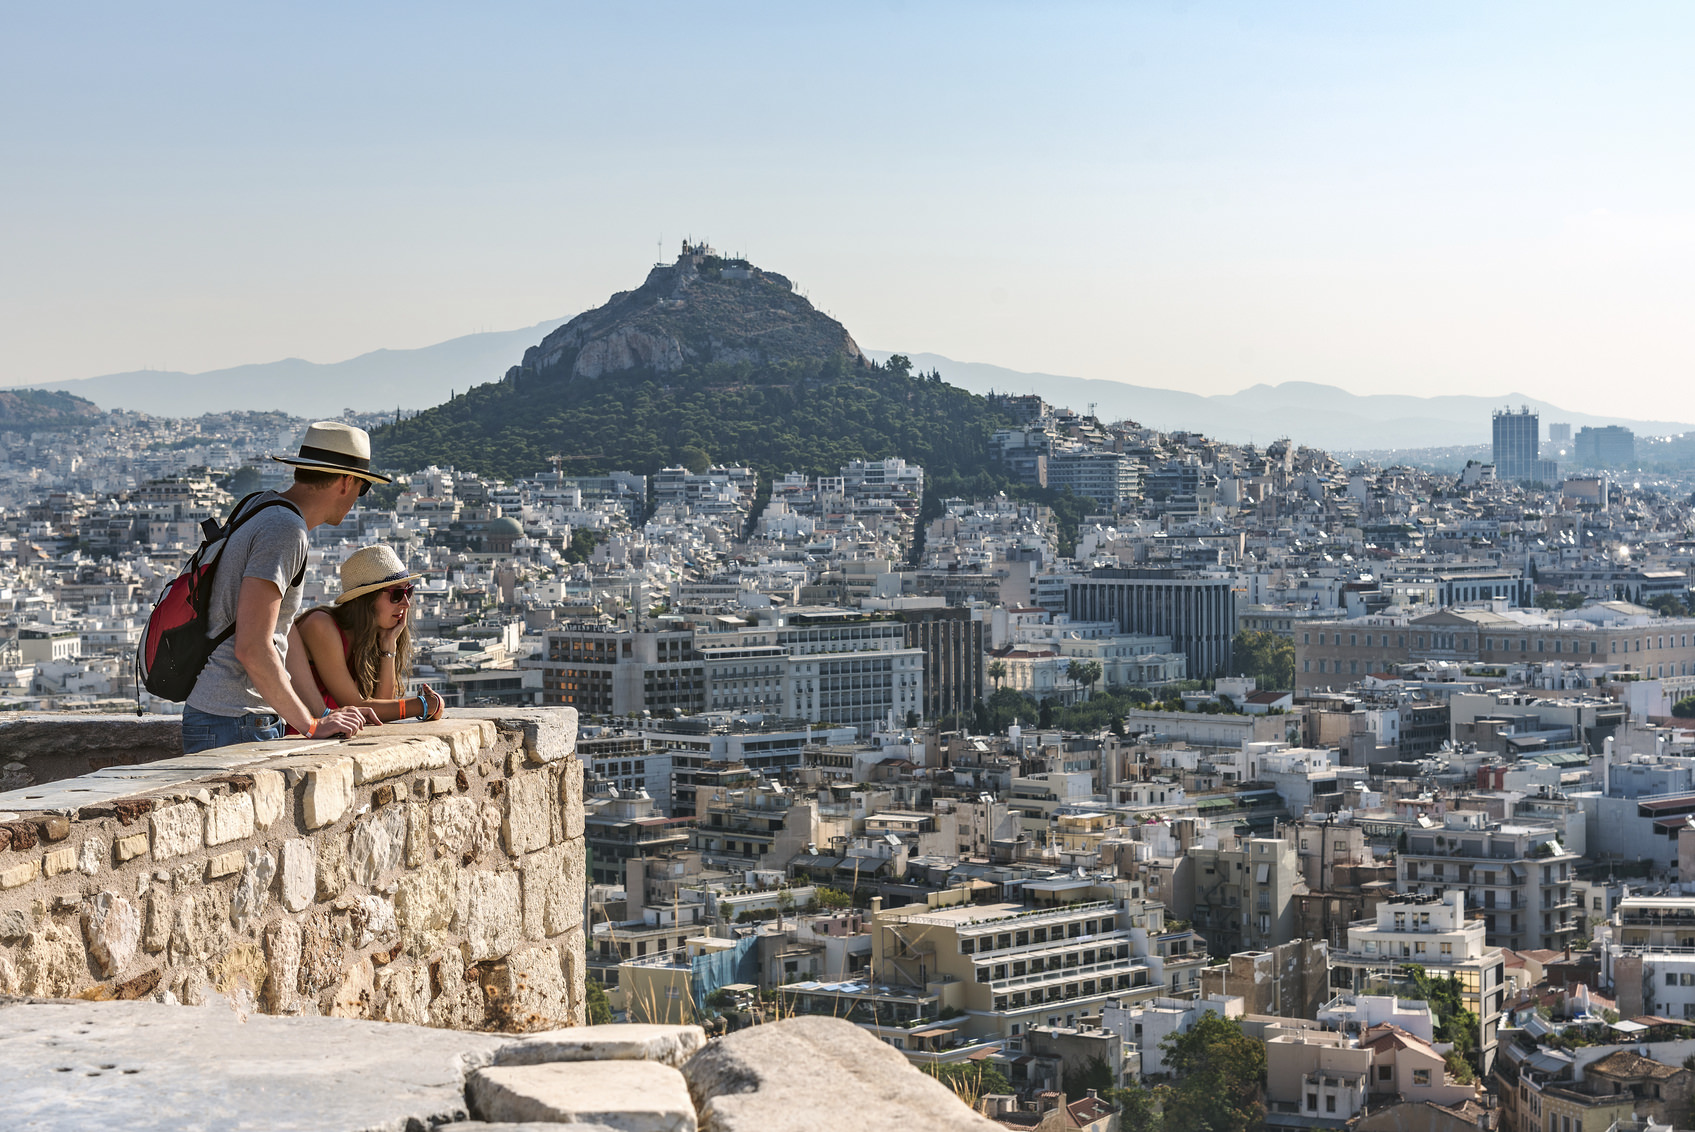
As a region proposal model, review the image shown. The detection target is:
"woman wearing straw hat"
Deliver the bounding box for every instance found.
[285,544,445,723]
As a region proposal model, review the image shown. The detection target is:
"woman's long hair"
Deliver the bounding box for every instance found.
[297,593,411,700]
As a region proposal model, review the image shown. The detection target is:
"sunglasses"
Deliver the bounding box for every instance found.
[356,477,372,497]
[382,584,416,604]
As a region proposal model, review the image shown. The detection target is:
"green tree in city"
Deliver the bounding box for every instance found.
[1104,1079,1167,1132]
[987,659,1007,691]
[1230,630,1293,690]
[1157,1012,1266,1132]
[585,978,613,1025]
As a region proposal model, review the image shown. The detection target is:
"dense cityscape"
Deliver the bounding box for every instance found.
[6,388,1695,1129]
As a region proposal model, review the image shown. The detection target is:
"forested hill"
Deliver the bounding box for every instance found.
[0,389,106,429]
[369,353,1020,488]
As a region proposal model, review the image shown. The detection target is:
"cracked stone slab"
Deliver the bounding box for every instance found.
[682,1015,1001,1131]
[496,1024,705,1070]
[0,998,509,1132]
[469,1061,695,1132]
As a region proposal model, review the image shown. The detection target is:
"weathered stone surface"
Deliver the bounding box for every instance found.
[1,858,39,888]
[166,888,227,967]
[204,791,255,846]
[231,846,277,931]
[395,858,455,957]
[0,998,509,1131]
[76,836,101,876]
[404,801,427,867]
[428,774,454,795]
[40,816,70,841]
[302,758,354,829]
[522,842,584,941]
[558,925,586,1028]
[350,806,409,886]
[353,893,397,950]
[298,908,347,997]
[349,735,453,784]
[376,960,431,1025]
[430,976,488,1030]
[482,943,572,1033]
[249,768,285,828]
[114,831,148,862]
[81,891,140,976]
[0,906,31,940]
[497,1023,707,1070]
[141,890,169,954]
[279,839,315,913]
[431,794,481,859]
[149,801,203,859]
[264,918,301,1013]
[205,848,244,878]
[13,920,84,996]
[504,770,553,856]
[559,757,584,840]
[43,845,76,877]
[211,940,268,1004]
[315,832,350,900]
[461,870,523,962]
[329,955,374,1018]
[684,1016,1001,1131]
[470,1061,694,1132]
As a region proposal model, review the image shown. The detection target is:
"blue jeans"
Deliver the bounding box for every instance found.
[181,704,286,754]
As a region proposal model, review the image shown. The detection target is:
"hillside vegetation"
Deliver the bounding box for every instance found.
[0,389,106,429]
[372,353,1016,486]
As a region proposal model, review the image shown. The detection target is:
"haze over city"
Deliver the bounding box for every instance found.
[7,2,1695,418]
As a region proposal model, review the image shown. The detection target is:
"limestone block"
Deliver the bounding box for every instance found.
[0,907,30,940]
[480,943,574,1033]
[503,771,553,856]
[298,909,348,997]
[405,801,427,867]
[350,806,409,887]
[315,833,350,901]
[250,769,285,828]
[497,1023,706,1070]
[559,757,584,840]
[428,774,454,796]
[683,1016,1002,1132]
[431,795,480,859]
[14,920,84,997]
[521,843,584,941]
[114,832,149,862]
[42,846,75,877]
[303,758,355,829]
[142,890,169,954]
[460,870,522,962]
[1,858,39,888]
[353,893,397,950]
[205,849,244,879]
[559,925,586,1028]
[231,847,277,931]
[76,837,101,876]
[81,891,141,976]
[167,888,228,967]
[350,735,452,785]
[328,956,374,1019]
[394,859,455,957]
[149,801,204,860]
[429,977,487,1031]
[376,961,431,1025]
[469,1061,694,1132]
[204,791,255,846]
[279,839,315,913]
[211,940,268,1005]
[263,919,301,1013]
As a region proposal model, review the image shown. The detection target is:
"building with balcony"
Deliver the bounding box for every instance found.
[1398,810,1580,953]
[1602,894,1695,1020]
[1329,890,1507,1073]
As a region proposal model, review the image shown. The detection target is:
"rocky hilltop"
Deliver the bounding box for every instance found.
[517,242,861,381]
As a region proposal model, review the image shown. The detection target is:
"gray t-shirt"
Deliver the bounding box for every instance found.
[185,492,308,718]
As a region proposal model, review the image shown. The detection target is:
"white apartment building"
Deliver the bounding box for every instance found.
[1602,895,1695,1020]
[1330,890,1507,1073]
[1398,809,1580,953]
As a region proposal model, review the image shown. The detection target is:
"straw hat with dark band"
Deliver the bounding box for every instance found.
[272,422,393,485]
[334,545,424,605]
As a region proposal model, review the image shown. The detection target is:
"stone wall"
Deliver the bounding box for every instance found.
[0,707,586,1032]
[0,713,186,793]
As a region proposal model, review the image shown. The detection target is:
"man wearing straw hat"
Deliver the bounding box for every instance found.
[181,422,390,753]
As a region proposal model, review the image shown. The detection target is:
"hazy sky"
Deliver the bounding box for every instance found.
[6,3,1695,417]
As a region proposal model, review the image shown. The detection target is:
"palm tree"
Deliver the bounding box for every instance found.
[987,659,1006,692]
[1080,660,1102,700]
[1066,660,1086,704]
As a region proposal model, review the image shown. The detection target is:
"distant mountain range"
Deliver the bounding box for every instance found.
[864,352,1695,452]
[9,301,1688,455]
[6,318,567,419]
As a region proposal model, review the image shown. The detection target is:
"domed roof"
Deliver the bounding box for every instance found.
[488,516,524,535]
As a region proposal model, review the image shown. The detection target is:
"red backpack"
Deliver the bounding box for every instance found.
[136,492,305,702]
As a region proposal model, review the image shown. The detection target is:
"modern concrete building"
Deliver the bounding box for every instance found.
[1066,568,1236,678]
[1397,810,1581,953]
[1329,890,1507,1073]
[1602,894,1695,1020]
[1493,406,1541,483]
